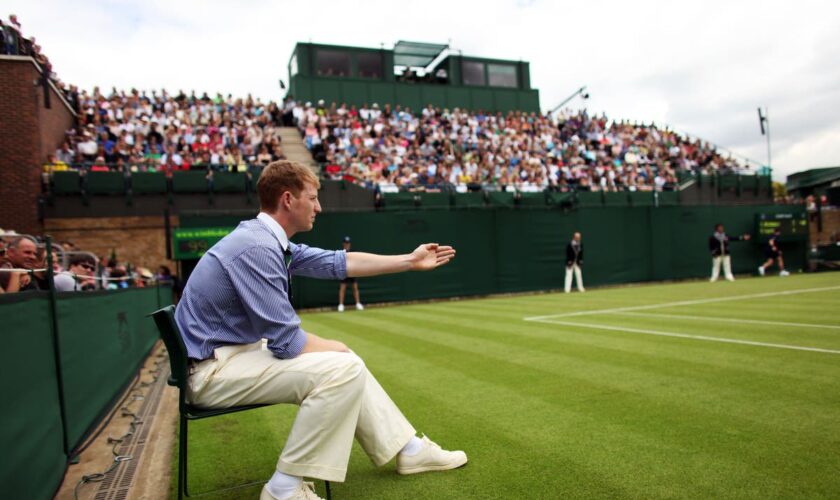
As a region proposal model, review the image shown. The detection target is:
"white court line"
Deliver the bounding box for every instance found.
[523,285,840,321]
[532,319,840,355]
[613,311,840,331]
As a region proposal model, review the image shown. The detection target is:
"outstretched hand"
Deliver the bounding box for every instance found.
[409,243,456,271]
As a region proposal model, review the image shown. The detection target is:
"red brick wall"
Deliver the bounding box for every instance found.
[43,215,179,271]
[0,56,75,235]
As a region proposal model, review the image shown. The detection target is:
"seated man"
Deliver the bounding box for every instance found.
[176,160,467,500]
[54,254,97,291]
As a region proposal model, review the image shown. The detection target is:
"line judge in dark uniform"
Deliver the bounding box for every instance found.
[708,223,750,282]
[565,232,585,293]
[337,236,364,311]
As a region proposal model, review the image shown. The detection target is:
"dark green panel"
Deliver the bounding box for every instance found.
[658,191,680,206]
[518,90,541,113]
[603,192,630,207]
[453,192,486,208]
[518,192,548,207]
[629,191,655,207]
[487,191,516,208]
[493,90,519,113]
[394,86,422,113]
[57,288,162,448]
[382,192,419,210]
[131,172,167,194]
[419,192,452,209]
[367,82,396,106]
[576,191,603,208]
[87,172,126,195]
[447,87,472,109]
[420,86,448,109]
[578,208,651,285]
[311,79,342,105]
[53,171,81,195]
[0,294,67,500]
[212,172,247,193]
[494,211,575,293]
[469,88,495,111]
[340,80,369,106]
[172,171,208,193]
[546,191,574,207]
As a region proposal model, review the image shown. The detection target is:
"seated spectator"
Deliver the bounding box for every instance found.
[54,254,97,291]
[43,153,69,174]
[0,236,40,291]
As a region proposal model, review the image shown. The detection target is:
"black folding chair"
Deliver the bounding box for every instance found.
[150,305,332,499]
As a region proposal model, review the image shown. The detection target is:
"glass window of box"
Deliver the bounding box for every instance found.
[357,52,383,79]
[487,64,518,88]
[316,50,351,77]
[462,60,486,86]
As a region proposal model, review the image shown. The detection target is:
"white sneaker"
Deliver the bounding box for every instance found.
[337,304,344,312]
[260,482,323,500]
[758,266,765,276]
[578,288,586,293]
[355,303,364,310]
[780,270,790,277]
[396,435,468,475]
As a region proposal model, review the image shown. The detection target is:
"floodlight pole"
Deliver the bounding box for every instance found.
[764,107,771,173]
[549,86,588,116]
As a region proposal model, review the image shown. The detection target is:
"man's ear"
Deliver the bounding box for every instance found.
[279,191,293,210]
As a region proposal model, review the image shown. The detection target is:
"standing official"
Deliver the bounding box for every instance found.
[337,236,364,312]
[565,232,585,293]
[708,223,751,282]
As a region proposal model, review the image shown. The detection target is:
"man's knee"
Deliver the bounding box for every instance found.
[330,353,366,387]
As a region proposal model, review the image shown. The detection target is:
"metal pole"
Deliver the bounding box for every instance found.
[765,107,772,175]
[46,237,72,457]
[549,86,587,116]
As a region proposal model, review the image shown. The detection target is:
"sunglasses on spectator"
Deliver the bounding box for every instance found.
[79,264,95,271]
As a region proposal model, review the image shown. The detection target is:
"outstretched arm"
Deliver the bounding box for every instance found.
[346,243,456,278]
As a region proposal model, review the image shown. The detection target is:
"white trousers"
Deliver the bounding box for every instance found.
[710,255,734,282]
[187,341,416,482]
[564,264,584,292]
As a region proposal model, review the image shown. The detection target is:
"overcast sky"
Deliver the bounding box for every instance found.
[6,0,840,180]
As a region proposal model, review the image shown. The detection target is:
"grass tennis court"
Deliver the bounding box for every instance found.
[179,273,840,499]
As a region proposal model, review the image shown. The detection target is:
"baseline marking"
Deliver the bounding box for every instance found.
[523,285,840,321]
[531,319,840,355]
[614,311,840,331]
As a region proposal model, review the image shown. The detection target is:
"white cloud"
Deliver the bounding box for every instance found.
[6,0,840,180]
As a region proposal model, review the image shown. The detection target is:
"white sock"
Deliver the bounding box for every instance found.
[267,470,302,499]
[399,435,425,457]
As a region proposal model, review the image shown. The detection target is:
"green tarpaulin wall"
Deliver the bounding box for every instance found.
[181,205,807,309]
[0,286,171,499]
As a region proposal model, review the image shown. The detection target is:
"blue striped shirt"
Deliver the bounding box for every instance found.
[175,214,347,360]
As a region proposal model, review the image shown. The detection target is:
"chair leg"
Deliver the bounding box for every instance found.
[179,415,187,499]
[325,480,331,500]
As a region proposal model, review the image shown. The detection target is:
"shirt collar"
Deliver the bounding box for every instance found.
[257,212,290,252]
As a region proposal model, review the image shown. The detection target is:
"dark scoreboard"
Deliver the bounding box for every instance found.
[755,212,808,242]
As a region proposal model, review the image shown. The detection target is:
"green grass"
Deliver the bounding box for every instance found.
[178,273,840,499]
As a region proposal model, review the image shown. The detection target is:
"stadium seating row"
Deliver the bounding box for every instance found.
[380,190,681,210]
[49,170,261,195]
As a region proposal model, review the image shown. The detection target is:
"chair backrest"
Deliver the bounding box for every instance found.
[150,305,189,392]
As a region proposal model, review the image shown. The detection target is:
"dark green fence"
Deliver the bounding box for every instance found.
[0,286,171,499]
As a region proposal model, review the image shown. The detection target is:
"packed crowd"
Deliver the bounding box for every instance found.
[297,101,750,193]
[16,11,748,194]
[41,87,292,178]
[0,230,178,294]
